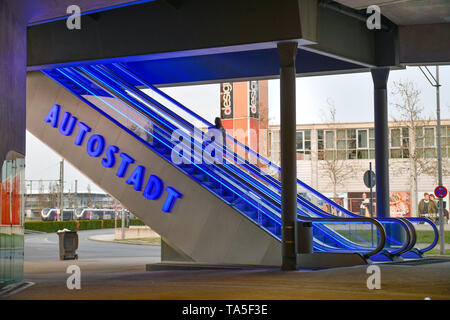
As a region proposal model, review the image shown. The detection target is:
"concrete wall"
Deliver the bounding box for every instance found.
[27,71,281,266]
[0,1,27,163]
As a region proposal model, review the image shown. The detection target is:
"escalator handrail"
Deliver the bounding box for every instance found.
[297,216,386,259]
[405,217,439,253]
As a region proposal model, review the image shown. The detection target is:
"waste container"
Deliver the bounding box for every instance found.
[296,221,313,254]
[57,229,79,260]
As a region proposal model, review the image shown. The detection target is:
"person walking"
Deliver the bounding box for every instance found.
[418,193,437,220]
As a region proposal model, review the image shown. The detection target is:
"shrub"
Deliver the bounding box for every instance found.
[24,219,146,233]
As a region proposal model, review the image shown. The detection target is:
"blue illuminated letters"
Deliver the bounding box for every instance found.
[43,104,183,213]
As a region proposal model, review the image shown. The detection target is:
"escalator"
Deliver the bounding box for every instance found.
[26,63,438,266]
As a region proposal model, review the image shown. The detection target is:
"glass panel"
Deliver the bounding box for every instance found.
[348,150,356,159]
[424,148,435,158]
[416,137,424,148]
[369,150,375,159]
[296,131,303,150]
[369,139,375,149]
[357,150,368,159]
[424,128,435,147]
[347,139,356,149]
[318,130,324,140]
[416,148,424,158]
[402,127,409,137]
[304,130,311,140]
[318,140,324,151]
[391,149,402,158]
[402,148,410,158]
[337,129,345,140]
[337,150,347,160]
[402,137,409,148]
[325,131,335,149]
[347,129,356,139]
[369,128,374,139]
[337,140,346,150]
[305,140,311,150]
[391,128,401,148]
[358,130,367,148]
[324,150,335,160]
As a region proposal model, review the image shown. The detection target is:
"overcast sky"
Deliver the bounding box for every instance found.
[25,65,450,194]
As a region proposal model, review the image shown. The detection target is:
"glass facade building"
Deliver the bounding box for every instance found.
[0,154,25,291]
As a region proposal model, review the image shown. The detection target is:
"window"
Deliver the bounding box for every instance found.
[415,127,436,159]
[390,127,409,159]
[356,129,371,159]
[296,131,304,151]
[296,130,311,160]
[318,128,374,160]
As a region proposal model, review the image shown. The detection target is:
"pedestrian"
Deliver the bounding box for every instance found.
[207,117,227,162]
[418,192,437,220]
[360,192,370,217]
[206,117,229,193]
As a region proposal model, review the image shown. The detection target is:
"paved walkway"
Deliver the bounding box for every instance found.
[89,233,116,242]
[6,231,450,300]
[8,257,450,300]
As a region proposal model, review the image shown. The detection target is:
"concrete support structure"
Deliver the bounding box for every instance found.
[278,42,298,270]
[0,2,27,163]
[371,68,390,218]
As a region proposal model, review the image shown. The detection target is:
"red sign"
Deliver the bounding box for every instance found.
[434,186,448,199]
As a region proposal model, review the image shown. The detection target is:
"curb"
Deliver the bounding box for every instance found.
[88,235,161,246]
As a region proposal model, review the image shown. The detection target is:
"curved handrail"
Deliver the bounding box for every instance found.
[405,217,439,253]
[399,218,417,254]
[297,216,386,259]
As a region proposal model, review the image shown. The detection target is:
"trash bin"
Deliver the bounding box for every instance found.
[296,221,313,254]
[57,229,79,260]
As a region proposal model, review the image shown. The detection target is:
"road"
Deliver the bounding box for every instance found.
[25,229,160,262]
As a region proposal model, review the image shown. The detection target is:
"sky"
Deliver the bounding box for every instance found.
[25,65,450,194]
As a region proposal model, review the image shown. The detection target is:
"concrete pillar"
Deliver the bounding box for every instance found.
[371,68,390,218]
[278,42,298,270]
[0,2,27,163]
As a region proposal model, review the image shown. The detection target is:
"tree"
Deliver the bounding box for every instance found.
[390,80,450,216]
[318,99,360,202]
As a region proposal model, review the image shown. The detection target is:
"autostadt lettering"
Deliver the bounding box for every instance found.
[44,104,182,213]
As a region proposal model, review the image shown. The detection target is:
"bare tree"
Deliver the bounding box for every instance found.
[390,80,450,216]
[318,99,360,201]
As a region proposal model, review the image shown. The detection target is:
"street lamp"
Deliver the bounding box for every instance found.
[418,65,445,256]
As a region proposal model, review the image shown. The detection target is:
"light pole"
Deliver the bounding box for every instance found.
[418,65,445,255]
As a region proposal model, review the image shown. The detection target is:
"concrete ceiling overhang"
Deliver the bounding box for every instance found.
[334,0,450,65]
[26,0,400,85]
[334,0,450,25]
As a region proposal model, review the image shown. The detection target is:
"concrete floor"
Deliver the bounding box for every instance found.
[8,230,450,300]
[9,258,450,300]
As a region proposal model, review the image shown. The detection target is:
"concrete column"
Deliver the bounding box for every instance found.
[0,2,27,163]
[371,68,390,218]
[278,42,298,270]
